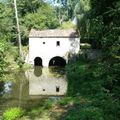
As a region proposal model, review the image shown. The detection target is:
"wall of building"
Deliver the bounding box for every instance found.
[27,37,80,67]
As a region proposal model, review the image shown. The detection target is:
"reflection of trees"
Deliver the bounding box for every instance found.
[34,66,42,77]
[49,66,65,77]
[0,81,4,95]
[12,70,29,106]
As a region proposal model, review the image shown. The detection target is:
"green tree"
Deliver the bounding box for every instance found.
[0,40,9,78]
[75,0,91,43]
[17,0,44,16]
[76,0,120,99]
[53,0,79,22]
[0,2,15,42]
[75,0,120,50]
[23,4,59,30]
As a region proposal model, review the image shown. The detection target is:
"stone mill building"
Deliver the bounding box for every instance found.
[26,29,80,67]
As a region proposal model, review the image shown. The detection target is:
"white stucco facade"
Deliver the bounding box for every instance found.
[26,29,80,67]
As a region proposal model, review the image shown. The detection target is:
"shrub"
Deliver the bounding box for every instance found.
[64,106,104,120]
[80,107,104,120]
[44,99,53,109]
[3,107,24,120]
[58,97,73,106]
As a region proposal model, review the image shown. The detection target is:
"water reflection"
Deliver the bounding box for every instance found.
[0,82,12,96]
[0,67,67,97]
[34,66,42,77]
[49,66,65,77]
[26,67,67,96]
[0,67,68,115]
[0,81,4,95]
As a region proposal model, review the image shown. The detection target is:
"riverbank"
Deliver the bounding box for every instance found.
[6,46,30,70]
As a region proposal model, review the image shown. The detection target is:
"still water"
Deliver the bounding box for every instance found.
[0,67,67,115]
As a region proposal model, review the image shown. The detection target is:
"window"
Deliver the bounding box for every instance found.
[56,41,60,46]
[56,86,60,92]
[43,89,45,91]
[43,42,45,44]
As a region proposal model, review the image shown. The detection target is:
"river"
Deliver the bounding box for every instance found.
[0,66,67,115]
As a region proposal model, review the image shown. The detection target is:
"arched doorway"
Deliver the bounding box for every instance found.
[34,57,42,66]
[49,56,66,67]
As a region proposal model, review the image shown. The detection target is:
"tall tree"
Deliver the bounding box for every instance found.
[14,0,23,59]
[17,0,44,16]
[76,0,120,101]
[23,3,59,30]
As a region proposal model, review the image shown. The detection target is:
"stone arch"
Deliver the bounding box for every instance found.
[49,56,66,67]
[34,57,42,66]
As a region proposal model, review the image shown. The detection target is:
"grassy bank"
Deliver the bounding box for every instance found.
[6,46,31,70]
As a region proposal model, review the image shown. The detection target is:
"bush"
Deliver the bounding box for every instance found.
[80,107,104,120]
[3,107,24,120]
[58,97,73,106]
[60,21,76,29]
[65,106,104,120]
[44,99,53,109]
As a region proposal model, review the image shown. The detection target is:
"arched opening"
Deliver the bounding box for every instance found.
[34,57,42,66]
[49,56,66,67]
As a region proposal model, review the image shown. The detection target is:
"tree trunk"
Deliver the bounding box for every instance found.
[14,0,23,60]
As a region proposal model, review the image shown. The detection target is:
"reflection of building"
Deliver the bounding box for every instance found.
[26,29,80,67]
[25,68,68,96]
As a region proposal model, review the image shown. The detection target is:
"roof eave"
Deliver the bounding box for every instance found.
[29,36,79,38]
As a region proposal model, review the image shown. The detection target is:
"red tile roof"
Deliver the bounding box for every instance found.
[29,29,79,38]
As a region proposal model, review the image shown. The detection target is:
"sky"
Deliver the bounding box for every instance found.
[44,0,63,6]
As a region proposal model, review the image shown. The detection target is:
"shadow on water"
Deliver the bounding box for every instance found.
[0,82,4,95]
[0,66,68,115]
[34,66,42,77]
[49,66,66,77]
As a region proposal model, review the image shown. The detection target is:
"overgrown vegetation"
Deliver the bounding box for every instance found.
[64,57,120,120]
[0,40,9,79]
